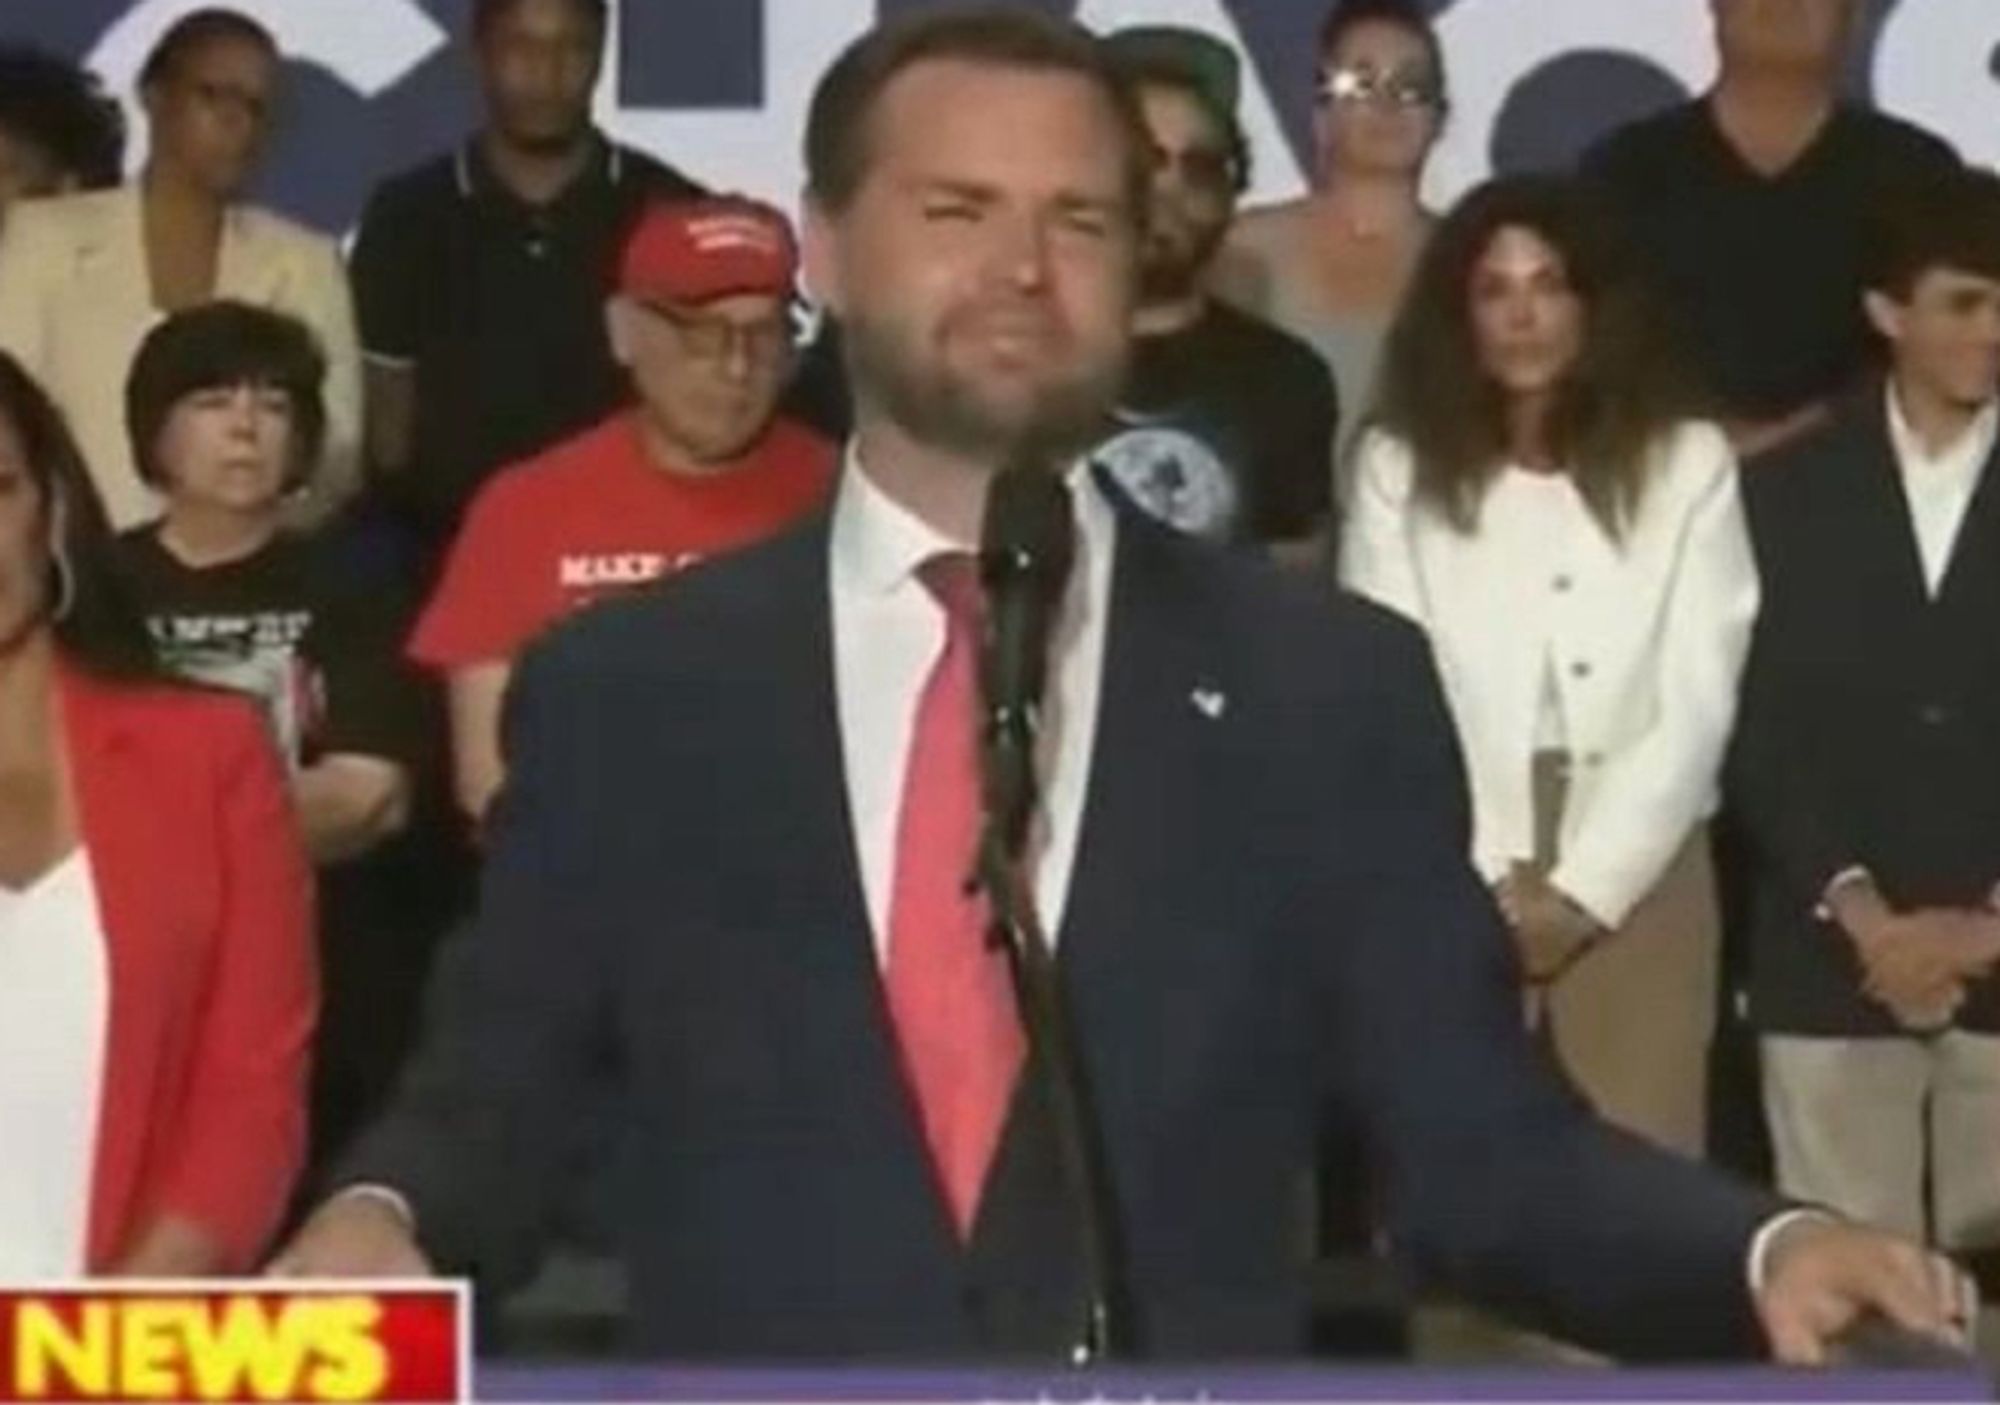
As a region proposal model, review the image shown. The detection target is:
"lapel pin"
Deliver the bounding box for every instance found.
[1190,685,1228,720]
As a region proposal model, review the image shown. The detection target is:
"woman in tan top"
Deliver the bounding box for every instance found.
[1216,0,1443,478]
[0,10,359,530]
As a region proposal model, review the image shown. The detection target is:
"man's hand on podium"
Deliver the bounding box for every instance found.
[266,1191,434,1279]
[1755,1216,1973,1365]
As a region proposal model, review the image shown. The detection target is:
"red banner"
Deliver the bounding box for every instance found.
[0,1284,466,1403]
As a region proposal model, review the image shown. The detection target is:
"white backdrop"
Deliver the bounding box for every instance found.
[8,0,1997,231]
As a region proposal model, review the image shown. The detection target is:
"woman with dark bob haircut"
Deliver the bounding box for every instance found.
[116,301,425,1173]
[0,349,313,1277]
[1342,174,1759,1161]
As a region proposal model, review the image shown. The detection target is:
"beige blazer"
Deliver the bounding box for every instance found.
[0,186,360,529]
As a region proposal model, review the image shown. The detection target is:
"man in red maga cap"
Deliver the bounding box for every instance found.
[408,195,837,826]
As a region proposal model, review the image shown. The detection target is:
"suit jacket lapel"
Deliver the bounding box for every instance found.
[1933,423,2000,607]
[1848,395,1936,616]
[734,516,881,1012]
[1054,505,1231,1033]
[80,188,149,318]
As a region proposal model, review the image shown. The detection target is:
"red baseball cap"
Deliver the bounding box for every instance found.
[617,196,799,304]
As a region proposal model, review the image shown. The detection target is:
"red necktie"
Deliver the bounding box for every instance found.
[884,552,1025,1240]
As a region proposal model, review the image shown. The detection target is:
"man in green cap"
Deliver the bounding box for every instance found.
[1095,25,1338,562]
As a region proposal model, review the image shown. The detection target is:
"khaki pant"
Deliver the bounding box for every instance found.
[1531,751,1719,1157]
[1763,1032,2000,1250]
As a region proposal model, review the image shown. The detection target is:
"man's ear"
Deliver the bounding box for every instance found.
[800,194,847,319]
[1863,288,1905,346]
[605,296,635,368]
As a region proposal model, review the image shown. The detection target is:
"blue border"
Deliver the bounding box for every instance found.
[475,1364,1992,1402]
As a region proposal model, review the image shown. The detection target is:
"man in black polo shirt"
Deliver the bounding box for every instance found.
[1582,0,1956,460]
[348,0,702,551]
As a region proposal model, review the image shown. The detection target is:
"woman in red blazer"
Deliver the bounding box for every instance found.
[0,350,314,1276]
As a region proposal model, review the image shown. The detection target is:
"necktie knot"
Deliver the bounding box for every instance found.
[918,551,983,635]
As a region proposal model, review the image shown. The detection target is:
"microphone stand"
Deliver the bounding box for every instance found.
[973,713,1129,1364]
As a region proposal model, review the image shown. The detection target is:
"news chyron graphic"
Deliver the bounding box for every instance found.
[0,1283,466,1404]
[9,0,2000,234]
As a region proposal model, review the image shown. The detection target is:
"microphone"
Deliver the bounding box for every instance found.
[971,458,1127,1360]
[977,458,1075,859]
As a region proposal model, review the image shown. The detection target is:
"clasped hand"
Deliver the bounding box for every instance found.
[1495,863,1605,985]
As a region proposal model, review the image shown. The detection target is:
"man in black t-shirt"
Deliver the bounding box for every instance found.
[347,0,703,551]
[1582,0,1957,460]
[1095,27,1338,555]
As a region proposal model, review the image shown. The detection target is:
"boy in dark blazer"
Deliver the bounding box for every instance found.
[1734,166,2000,1254]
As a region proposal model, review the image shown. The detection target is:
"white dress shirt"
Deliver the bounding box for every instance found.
[1885,385,1997,596]
[0,850,107,1278]
[830,452,1117,957]
[1341,422,1760,927]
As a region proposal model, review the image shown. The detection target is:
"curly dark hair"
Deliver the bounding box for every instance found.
[0,46,125,193]
[0,354,160,680]
[1373,173,1704,537]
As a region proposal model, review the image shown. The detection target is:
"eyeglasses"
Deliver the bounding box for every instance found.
[1149,143,1238,195]
[1315,64,1444,112]
[635,301,794,364]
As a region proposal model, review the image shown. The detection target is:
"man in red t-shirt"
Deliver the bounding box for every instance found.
[410,194,836,822]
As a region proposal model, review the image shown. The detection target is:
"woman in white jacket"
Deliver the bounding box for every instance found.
[1340,175,1758,1155]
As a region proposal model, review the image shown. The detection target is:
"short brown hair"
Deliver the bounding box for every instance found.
[1867,165,2000,303]
[803,6,1150,215]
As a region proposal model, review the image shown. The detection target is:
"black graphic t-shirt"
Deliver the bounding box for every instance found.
[1095,301,1339,545]
[114,528,419,773]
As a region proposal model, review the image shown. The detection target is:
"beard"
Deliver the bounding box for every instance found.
[1137,213,1229,304]
[841,308,1128,466]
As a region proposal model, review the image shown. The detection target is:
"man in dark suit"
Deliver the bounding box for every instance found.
[275,7,1963,1363]
[1731,168,2000,1262]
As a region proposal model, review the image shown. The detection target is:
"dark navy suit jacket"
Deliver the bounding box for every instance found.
[347,499,1782,1359]
[1733,387,2000,1033]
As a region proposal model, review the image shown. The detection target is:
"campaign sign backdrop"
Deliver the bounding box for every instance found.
[3,0,1996,235]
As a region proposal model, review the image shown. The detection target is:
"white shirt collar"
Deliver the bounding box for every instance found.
[829,444,1119,600]
[1885,381,2000,476]
[825,443,1118,957]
